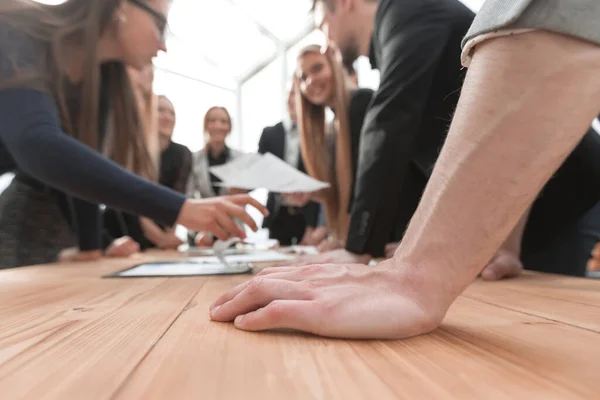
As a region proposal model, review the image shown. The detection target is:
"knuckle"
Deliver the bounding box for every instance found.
[319,298,339,319]
[302,279,320,291]
[245,277,265,295]
[302,264,324,276]
[265,300,287,319]
[256,267,276,276]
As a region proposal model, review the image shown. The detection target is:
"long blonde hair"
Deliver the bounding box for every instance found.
[0,0,154,179]
[295,44,353,241]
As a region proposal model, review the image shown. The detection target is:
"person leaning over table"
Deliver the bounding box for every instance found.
[209,0,600,339]
[0,0,267,269]
[272,0,475,267]
[263,0,600,280]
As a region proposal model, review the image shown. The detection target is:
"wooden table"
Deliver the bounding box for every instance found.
[0,253,599,400]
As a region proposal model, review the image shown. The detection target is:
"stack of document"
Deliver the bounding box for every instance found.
[209,153,329,193]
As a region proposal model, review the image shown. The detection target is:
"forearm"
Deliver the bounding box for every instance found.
[499,205,531,256]
[395,32,600,306]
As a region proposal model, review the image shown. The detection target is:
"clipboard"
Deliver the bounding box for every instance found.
[104,260,252,278]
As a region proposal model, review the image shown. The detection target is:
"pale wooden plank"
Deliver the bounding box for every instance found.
[0,278,200,400]
[118,284,600,400]
[464,279,600,332]
[114,279,399,400]
[347,295,600,400]
[481,272,600,306]
[0,279,164,367]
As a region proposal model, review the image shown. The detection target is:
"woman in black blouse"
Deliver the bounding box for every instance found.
[0,0,266,268]
[287,44,373,250]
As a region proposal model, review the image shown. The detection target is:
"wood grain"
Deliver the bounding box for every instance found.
[463,275,600,332]
[0,256,599,400]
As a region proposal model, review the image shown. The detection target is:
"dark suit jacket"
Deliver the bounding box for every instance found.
[258,122,320,228]
[345,0,475,257]
[346,88,375,212]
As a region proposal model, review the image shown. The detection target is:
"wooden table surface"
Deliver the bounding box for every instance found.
[0,252,599,400]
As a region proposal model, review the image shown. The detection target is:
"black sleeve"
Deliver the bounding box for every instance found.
[71,197,103,251]
[348,89,375,194]
[173,146,192,195]
[0,88,186,226]
[56,192,103,251]
[345,4,451,257]
[258,128,270,155]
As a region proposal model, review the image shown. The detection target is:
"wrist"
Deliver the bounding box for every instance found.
[387,255,457,323]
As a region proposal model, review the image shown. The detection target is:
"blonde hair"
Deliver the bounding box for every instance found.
[295,44,353,241]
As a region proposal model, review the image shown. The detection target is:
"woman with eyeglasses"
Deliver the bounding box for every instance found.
[0,0,267,269]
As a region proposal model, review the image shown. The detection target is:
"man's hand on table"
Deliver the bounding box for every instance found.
[209,258,446,339]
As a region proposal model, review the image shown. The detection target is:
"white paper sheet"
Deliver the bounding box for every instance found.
[190,251,294,264]
[209,153,329,193]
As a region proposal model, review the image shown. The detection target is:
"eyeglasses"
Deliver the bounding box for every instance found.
[128,0,168,42]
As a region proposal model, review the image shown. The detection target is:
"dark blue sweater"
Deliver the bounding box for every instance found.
[0,23,186,250]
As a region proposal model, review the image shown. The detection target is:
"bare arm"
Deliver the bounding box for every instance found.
[395,31,600,309]
[500,206,531,256]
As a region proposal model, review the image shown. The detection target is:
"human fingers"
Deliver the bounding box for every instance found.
[210,278,313,322]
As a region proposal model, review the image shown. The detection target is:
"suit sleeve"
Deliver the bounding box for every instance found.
[345,6,451,257]
[258,128,269,155]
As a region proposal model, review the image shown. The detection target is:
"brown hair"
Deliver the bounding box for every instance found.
[203,106,232,132]
[0,0,154,179]
[295,44,353,241]
[128,66,159,180]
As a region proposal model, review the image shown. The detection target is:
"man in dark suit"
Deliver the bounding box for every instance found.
[299,0,600,278]
[298,0,475,265]
[258,85,320,245]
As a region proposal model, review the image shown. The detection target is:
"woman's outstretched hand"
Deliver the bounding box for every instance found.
[177,195,269,241]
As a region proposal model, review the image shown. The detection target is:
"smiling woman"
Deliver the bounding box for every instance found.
[293,44,373,247]
[0,0,266,269]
